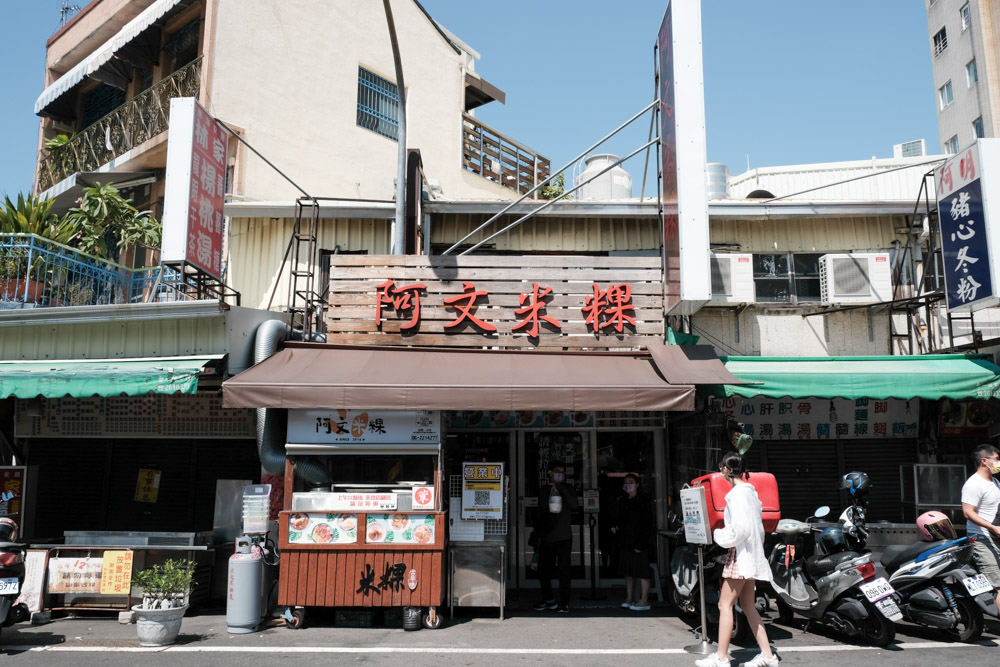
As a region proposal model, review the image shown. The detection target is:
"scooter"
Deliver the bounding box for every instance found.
[880,534,997,642]
[768,506,899,647]
[0,518,29,637]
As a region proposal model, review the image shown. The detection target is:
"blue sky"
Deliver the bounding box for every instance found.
[1,0,939,198]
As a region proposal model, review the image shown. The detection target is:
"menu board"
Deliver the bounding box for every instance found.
[287,513,358,545]
[679,486,712,546]
[365,514,435,545]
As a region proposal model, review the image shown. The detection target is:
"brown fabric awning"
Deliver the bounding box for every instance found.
[222,343,698,412]
[647,344,750,385]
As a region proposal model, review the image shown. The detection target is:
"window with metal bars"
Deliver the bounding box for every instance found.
[357,67,399,141]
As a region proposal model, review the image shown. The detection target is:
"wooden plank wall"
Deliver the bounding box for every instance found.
[277,549,444,608]
[325,255,665,349]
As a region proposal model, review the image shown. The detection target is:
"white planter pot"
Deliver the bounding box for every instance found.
[132,603,189,646]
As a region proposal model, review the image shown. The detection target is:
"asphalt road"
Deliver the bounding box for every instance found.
[2,602,999,667]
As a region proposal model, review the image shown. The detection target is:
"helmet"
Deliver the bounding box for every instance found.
[818,526,848,555]
[840,472,871,500]
[917,511,957,542]
[0,517,17,541]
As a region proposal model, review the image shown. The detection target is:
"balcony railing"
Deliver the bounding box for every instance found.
[0,234,206,308]
[37,57,203,192]
[462,113,551,196]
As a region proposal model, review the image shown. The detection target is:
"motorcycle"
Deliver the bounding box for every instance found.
[880,532,996,642]
[768,506,899,647]
[0,518,29,637]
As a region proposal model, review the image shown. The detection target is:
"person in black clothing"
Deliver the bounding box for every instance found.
[612,473,653,610]
[532,460,579,613]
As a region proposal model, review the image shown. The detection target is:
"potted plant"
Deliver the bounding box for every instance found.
[131,558,196,646]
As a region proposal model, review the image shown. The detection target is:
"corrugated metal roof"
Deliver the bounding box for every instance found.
[709,215,906,253]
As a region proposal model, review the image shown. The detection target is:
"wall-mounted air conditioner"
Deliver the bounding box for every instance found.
[710,253,754,303]
[819,252,892,303]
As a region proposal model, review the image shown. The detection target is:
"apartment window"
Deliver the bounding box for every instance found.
[81,83,126,129]
[961,3,972,30]
[357,67,399,141]
[752,253,822,303]
[939,80,954,109]
[933,27,948,56]
[945,135,959,153]
[974,116,985,139]
[967,58,978,86]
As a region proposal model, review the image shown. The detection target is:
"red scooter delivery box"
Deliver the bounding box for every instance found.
[689,472,781,533]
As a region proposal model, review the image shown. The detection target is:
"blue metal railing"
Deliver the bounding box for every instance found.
[0,234,184,308]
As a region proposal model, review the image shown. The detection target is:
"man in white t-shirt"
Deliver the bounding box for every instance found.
[961,443,1000,608]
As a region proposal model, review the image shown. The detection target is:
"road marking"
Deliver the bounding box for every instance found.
[2,641,996,654]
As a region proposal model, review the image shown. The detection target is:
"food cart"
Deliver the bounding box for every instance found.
[277,409,445,629]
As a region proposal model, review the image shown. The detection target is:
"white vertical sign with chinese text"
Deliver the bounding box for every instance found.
[935,139,1000,312]
[162,97,228,280]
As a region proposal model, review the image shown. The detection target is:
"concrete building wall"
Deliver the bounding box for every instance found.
[209,0,519,202]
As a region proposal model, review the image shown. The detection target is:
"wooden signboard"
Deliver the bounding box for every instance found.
[324,255,665,349]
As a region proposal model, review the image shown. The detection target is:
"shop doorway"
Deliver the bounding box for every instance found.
[594,431,655,580]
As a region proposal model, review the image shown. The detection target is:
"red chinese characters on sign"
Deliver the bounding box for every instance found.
[187,103,227,277]
[512,282,561,338]
[375,279,426,330]
[372,280,636,336]
[443,282,497,332]
[583,283,636,333]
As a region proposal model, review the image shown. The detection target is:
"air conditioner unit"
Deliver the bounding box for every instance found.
[819,253,892,303]
[710,253,754,303]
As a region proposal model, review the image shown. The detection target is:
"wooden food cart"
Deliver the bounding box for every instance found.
[276,409,446,629]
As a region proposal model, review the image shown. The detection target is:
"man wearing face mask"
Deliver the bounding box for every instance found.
[961,443,1000,609]
[532,460,578,613]
[611,473,654,610]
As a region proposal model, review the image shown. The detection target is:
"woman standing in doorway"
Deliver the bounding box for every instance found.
[612,473,654,610]
[695,452,777,667]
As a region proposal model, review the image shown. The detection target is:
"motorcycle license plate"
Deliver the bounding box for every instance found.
[0,577,19,595]
[963,573,993,596]
[860,577,895,602]
[874,596,903,621]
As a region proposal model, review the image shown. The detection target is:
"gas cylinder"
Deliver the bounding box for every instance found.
[226,536,262,633]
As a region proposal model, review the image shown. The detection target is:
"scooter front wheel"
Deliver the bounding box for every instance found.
[941,596,984,643]
[861,602,895,647]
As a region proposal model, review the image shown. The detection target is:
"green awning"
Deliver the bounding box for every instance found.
[717,355,1000,400]
[0,358,212,399]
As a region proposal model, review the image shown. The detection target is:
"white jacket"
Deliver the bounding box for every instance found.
[712,482,772,582]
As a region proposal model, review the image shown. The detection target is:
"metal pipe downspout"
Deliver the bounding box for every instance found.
[253,320,330,485]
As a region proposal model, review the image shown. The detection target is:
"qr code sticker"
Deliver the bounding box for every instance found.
[474,490,491,506]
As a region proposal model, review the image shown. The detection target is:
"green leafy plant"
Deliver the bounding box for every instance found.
[132,558,196,610]
[64,183,160,261]
[0,193,80,244]
[539,173,566,200]
[44,134,76,176]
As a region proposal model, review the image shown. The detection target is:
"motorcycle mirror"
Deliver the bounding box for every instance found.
[813,505,831,519]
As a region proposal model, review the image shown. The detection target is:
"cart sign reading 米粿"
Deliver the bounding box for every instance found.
[287,409,440,445]
[935,139,1000,313]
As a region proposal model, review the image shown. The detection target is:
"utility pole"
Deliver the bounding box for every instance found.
[383,0,407,255]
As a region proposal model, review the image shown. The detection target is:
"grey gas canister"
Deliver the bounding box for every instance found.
[226,537,262,633]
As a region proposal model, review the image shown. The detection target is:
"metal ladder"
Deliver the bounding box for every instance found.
[287,198,321,339]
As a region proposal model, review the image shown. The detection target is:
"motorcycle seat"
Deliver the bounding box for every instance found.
[775,519,811,535]
[804,551,859,580]
[880,539,944,573]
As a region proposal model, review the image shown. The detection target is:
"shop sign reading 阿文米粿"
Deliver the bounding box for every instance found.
[713,397,919,440]
[286,409,440,445]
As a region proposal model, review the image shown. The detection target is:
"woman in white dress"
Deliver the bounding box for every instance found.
[695,452,777,667]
